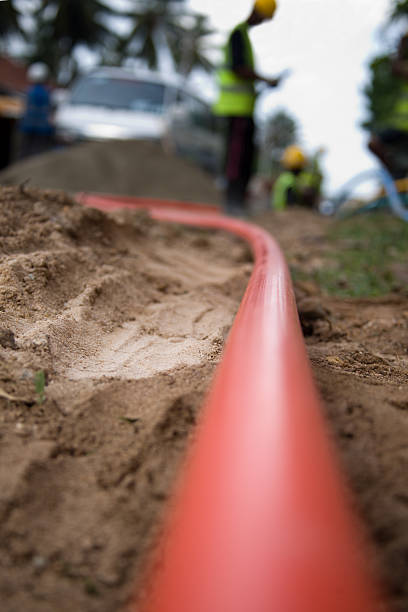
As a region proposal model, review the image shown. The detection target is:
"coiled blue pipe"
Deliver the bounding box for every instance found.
[330,167,408,221]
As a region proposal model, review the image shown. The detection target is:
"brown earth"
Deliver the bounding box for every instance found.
[0,140,222,205]
[0,143,407,612]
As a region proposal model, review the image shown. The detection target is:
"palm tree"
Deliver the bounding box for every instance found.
[390,0,408,20]
[118,0,184,70]
[27,0,122,82]
[0,0,23,47]
[174,14,214,76]
[119,0,213,76]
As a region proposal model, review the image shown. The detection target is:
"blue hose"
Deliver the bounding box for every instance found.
[332,167,408,222]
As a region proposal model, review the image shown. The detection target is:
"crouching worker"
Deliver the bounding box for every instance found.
[272,145,319,210]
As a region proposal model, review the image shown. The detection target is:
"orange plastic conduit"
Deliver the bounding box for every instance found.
[82,195,386,612]
[78,192,220,215]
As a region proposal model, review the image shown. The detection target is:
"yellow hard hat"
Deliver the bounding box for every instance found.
[254,0,277,19]
[282,145,306,170]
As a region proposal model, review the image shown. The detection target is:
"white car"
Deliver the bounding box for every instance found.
[54,67,222,173]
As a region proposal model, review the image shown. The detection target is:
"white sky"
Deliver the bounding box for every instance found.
[188,0,398,194]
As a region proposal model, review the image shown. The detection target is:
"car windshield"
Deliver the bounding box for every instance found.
[70,77,166,114]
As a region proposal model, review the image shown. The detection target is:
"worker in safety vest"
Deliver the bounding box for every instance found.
[272,145,320,210]
[213,0,286,215]
[368,32,408,178]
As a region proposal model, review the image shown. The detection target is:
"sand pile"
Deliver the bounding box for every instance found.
[0,140,222,204]
[0,185,250,611]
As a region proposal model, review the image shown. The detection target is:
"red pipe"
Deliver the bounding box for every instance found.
[81,195,385,612]
[78,192,220,215]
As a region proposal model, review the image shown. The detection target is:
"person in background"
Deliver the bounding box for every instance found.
[368,32,408,178]
[213,0,286,216]
[19,62,54,159]
[272,145,320,210]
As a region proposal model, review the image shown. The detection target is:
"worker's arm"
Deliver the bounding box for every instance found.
[230,29,281,87]
[235,65,281,87]
[392,34,408,79]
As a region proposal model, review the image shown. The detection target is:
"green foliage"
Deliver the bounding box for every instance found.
[259,109,298,177]
[34,370,46,404]
[83,577,100,596]
[25,0,122,83]
[175,14,214,75]
[363,54,404,131]
[292,213,408,297]
[119,1,214,75]
[390,0,408,20]
[12,0,213,83]
[0,0,23,42]
[363,0,408,131]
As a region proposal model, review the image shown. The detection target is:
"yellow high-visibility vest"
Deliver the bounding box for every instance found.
[213,23,256,117]
[272,170,318,210]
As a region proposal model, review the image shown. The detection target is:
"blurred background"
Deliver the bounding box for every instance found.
[1,0,408,198]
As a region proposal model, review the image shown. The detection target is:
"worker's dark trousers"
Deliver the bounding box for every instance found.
[223,116,255,214]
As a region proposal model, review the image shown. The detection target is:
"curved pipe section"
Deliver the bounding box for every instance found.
[82,194,385,612]
[333,167,408,221]
[78,192,220,215]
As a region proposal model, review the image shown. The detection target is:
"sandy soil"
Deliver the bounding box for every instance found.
[0,143,407,612]
[0,184,251,612]
[0,140,222,205]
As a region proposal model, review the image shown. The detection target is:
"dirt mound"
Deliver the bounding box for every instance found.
[0,140,222,204]
[0,185,406,612]
[0,185,250,612]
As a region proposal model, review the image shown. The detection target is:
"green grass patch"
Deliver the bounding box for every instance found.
[34,370,46,404]
[292,212,408,297]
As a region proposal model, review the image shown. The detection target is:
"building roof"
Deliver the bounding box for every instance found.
[0,55,29,95]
